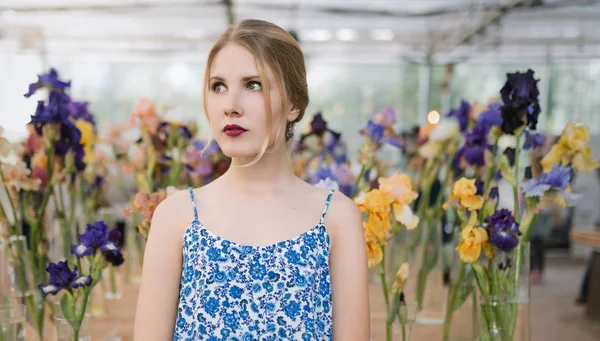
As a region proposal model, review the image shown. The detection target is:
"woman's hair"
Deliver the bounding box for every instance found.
[202,19,309,164]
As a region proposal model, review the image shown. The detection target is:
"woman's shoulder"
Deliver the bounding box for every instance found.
[302,184,362,241]
[152,188,197,229]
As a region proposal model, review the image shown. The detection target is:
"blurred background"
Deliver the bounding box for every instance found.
[1,1,600,340]
[2,0,600,248]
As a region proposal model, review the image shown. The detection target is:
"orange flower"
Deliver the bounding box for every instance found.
[355,189,394,219]
[456,225,492,263]
[122,187,176,238]
[444,178,484,212]
[127,98,160,134]
[365,235,383,268]
[378,173,420,230]
[1,161,41,192]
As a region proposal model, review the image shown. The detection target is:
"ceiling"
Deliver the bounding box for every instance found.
[1,0,600,63]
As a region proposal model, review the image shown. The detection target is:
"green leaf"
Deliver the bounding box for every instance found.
[60,293,77,329]
[387,291,401,324]
[454,284,474,312]
[91,265,104,286]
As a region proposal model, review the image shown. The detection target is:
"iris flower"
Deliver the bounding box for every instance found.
[38,261,91,296]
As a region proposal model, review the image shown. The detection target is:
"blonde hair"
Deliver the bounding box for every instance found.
[202,19,309,165]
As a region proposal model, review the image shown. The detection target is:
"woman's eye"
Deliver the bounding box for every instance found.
[246,81,262,91]
[211,82,226,93]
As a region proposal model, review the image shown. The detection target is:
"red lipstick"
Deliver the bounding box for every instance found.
[223,124,248,137]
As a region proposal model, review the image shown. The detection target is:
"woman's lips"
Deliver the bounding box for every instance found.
[223,124,247,137]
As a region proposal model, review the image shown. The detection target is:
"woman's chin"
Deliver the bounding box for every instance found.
[219,145,260,160]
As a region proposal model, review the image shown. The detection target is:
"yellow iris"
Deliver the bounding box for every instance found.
[443,177,484,211]
[76,120,97,164]
[541,121,599,173]
[456,225,492,263]
[355,189,394,218]
[378,173,420,230]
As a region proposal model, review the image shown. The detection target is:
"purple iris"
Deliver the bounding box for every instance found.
[500,69,540,106]
[338,184,355,198]
[520,165,581,206]
[447,100,470,132]
[28,84,86,171]
[30,91,73,134]
[499,69,541,134]
[485,209,521,253]
[310,113,328,136]
[38,261,92,296]
[323,132,348,164]
[365,120,384,143]
[24,68,71,98]
[477,103,503,129]
[475,180,484,196]
[310,167,339,185]
[522,130,544,150]
[71,221,125,266]
[177,126,193,140]
[456,125,492,167]
[69,101,96,127]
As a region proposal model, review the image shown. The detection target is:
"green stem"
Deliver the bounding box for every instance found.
[472,291,479,339]
[73,288,91,341]
[442,262,466,341]
[109,266,118,294]
[402,323,407,341]
[350,163,367,198]
[379,245,392,341]
[0,169,19,230]
[472,267,500,341]
[416,214,434,310]
[513,133,521,222]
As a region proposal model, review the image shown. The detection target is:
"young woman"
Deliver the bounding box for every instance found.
[133,19,370,340]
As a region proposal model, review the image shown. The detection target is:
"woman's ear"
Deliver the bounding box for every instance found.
[287,105,301,123]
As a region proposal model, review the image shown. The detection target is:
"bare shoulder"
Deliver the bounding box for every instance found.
[322,191,363,246]
[148,188,196,241]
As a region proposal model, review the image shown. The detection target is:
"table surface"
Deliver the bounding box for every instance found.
[570,228,600,248]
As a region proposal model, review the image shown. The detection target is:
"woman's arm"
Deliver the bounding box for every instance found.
[133,194,186,340]
[327,193,370,340]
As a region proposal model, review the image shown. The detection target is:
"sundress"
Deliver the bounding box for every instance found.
[173,187,335,340]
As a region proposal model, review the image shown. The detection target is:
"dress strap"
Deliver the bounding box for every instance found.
[188,187,199,222]
[319,189,335,225]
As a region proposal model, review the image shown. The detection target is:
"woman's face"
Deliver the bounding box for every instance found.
[206,43,293,159]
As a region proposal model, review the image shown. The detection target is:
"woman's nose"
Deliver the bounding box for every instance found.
[223,91,243,117]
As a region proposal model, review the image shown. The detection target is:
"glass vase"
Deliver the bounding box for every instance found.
[5,236,36,298]
[102,267,123,300]
[478,295,529,341]
[405,218,447,325]
[391,302,417,341]
[125,215,144,285]
[54,314,91,341]
[477,242,531,341]
[0,304,25,341]
[443,282,479,341]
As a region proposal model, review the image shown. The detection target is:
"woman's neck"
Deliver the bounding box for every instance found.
[221,147,298,193]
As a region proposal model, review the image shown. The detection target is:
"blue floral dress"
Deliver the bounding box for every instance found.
[173,188,335,341]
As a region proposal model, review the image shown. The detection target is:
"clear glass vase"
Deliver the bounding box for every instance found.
[54,314,91,341]
[477,242,531,341]
[391,302,418,341]
[478,295,529,341]
[0,304,26,341]
[405,219,447,325]
[102,267,123,300]
[5,236,36,298]
[443,282,479,341]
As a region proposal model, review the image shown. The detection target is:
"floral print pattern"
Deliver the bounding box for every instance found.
[173,188,335,340]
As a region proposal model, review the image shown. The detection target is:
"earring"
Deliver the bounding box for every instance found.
[286,124,294,138]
